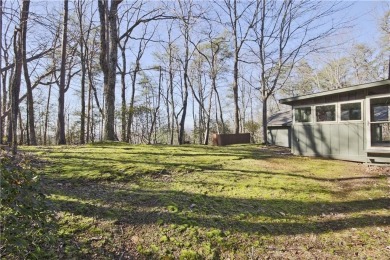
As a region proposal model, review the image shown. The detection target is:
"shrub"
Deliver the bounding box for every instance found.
[0,152,57,259]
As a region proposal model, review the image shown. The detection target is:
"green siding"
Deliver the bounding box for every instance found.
[318,124,332,155]
[339,124,349,155]
[330,125,340,155]
[292,123,365,161]
[268,128,290,147]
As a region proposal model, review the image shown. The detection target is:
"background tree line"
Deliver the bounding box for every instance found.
[0,0,389,153]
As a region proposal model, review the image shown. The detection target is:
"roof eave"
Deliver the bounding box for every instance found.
[279,79,390,105]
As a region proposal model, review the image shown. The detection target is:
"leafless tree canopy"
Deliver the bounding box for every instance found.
[0,0,388,146]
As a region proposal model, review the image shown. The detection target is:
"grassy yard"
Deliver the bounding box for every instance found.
[22,143,389,259]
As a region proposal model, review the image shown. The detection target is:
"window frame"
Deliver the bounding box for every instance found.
[293,105,313,124]
[314,103,337,123]
[365,93,390,151]
[339,100,363,122]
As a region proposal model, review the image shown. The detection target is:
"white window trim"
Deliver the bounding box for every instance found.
[314,103,337,123]
[338,100,364,122]
[366,94,390,151]
[293,105,313,124]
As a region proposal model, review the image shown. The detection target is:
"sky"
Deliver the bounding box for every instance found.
[348,1,388,44]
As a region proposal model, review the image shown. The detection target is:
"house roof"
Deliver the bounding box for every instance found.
[267,110,292,127]
[279,79,390,105]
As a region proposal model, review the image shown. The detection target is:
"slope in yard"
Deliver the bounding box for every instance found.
[23,143,390,259]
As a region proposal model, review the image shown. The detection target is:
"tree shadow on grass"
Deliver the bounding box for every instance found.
[219,167,386,182]
[37,144,382,185]
[36,144,389,237]
[51,198,390,236]
[33,143,276,163]
[46,180,390,237]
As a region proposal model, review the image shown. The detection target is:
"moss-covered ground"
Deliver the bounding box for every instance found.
[22,143,389,259]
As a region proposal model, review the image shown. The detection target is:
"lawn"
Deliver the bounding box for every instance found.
[22,143,389,259]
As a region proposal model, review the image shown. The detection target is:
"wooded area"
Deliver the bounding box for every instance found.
[0,0,389,153]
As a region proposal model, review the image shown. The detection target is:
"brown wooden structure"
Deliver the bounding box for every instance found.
[212,133,251,146]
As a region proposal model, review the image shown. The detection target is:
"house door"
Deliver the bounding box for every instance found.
[366,95,390,150]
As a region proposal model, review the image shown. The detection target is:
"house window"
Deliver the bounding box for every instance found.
[371,98,389,122]
[316,105,335,122]
[340,102,361,121]
[295,107,311,122]
[370,96,390,147]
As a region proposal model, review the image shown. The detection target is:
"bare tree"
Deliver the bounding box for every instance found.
[75,0,86,144]
[148,66,162,144]
[153,22,179,144]
[174,0,200,144]
[1,68,57,124]
[22,1,36,145]
[0,0,3,144]
[43,84,52,145]
[85,29,102,143]
[98,0,123,141]
[1,2,19,145]
[377,7,390,79]
[10,0,30,154]
[124,25,154,143]
[56,0,69,145]
[74,0,97,144]
[191,25,232,142]
[117,1,173,143]
[250,0,349,143]
[215,0,259,134]
[1,47,55,74]
[117,13,129,141]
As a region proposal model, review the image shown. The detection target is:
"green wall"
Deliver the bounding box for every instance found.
[268,127,291,147]
[291,123,366,162]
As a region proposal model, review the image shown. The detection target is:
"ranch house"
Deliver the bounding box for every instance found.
[277,79,390,165]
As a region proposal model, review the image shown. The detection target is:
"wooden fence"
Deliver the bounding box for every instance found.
[212,133,251,146]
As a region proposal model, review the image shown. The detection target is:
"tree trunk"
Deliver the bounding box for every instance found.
[18,109,24,145]
[214,84,225,134]
[7,71,12,144]
[169,51,175,145]
[10,0,30,154]
[79,33,86,144]
[203,86,214,145]
[85,37,103,142]
[98,0,122,141]
[0,0,3,144]
[231,0,240,134]
[165,72,170,144]
[148,67,162,144]
[10,29,22,154]
[76,0,94,145]
[44,84,51,145]
[91,94,95,142]
[56,0,68,145]
[120,46,126,141]
[98,0,108,140]
[22,17,36,145]
[105,2,119,141]
[233,55,240,134]
[86,79,91,143]
[262,95,268,144]
[178,79,188,144]
[178,11,190,145]
[25,99,29,145]
[126,63,138,143]
[100,94,104,141]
